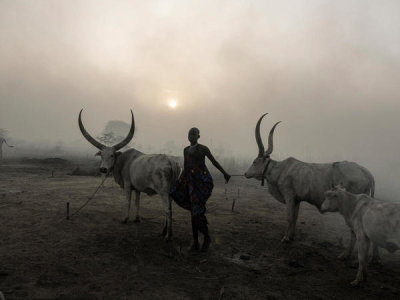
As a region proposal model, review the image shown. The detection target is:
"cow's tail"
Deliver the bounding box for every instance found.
[370,176,375,198]
[362,167,375,198]
[170,160,182,182]
[175,164,183,180]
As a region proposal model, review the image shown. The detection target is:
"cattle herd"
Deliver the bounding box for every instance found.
[1,109,399,291]
[74,109,400,287]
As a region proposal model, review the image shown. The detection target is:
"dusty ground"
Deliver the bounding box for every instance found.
[0,159,399,300]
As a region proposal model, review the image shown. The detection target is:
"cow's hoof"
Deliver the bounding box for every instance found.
[281,236,292,243]
[133,217,141,223]
[121,218,129,224]
[350,280,361,287]
[159,228,167,237]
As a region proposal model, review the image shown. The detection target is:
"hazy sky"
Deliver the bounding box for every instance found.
[0,0,399,162]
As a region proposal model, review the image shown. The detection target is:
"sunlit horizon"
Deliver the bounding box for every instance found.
[0,0,399,164]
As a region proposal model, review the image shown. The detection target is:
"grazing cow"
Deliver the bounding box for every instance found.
[244,113,375,256]
[0,137,14,161]
[321,186,400,286]
[78,109,181,241]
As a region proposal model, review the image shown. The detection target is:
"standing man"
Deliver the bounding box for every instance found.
[170,128,231,252]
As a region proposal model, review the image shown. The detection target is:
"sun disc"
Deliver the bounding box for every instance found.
[168,99,177,108]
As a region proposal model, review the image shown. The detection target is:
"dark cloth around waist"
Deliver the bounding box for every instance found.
[169,167,214,216]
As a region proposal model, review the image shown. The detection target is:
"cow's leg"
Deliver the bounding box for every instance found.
[133,191,141,223]
[160,218,167,237]
[122,188,132,224]
[282,198,300,243]
[339,229,356,260]
[160,194,172,241]
[351,233,370,286]
[370,243,381,265]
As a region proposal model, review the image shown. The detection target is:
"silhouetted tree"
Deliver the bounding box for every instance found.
[0,128,8,138]
[0,128,13,161]
[97,132,118,146]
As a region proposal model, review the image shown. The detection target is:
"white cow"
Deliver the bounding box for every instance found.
[321,186,400,286]
[245,113,375,255]
[79,109,181,241]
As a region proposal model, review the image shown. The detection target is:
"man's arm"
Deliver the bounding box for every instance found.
[203,146,231,183]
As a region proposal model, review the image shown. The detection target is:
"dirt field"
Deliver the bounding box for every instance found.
[0,159,399,300]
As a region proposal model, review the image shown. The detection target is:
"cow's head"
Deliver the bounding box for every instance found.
[78,109,135,175]
[244,113,281,185]
[321,185,346,213]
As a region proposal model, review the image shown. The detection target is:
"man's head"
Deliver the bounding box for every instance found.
[188,127,200,145]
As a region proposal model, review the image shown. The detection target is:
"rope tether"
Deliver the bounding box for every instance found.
[68,176,107,219]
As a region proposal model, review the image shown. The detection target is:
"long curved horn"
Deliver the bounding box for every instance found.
[78,109,106,150]
[265,121,281,156]
[113,109,135,150]
[255,113,268,157]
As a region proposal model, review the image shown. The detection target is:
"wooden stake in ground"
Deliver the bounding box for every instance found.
[232,188,240,212]
[219,286,225,300]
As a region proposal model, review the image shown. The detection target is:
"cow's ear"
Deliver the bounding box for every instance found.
[95,151,101,156]
[115,151,122,158]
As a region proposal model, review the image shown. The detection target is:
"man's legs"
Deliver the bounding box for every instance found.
[188,215,200,251]
[198,214,210,252]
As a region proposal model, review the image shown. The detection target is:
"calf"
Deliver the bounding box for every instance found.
[321,186,400,286]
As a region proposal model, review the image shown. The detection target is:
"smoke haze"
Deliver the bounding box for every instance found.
[1,0,399,198]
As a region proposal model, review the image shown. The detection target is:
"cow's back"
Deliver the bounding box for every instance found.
[276,159,374,207]
[332,161,374,195]
[130,154,181,194]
